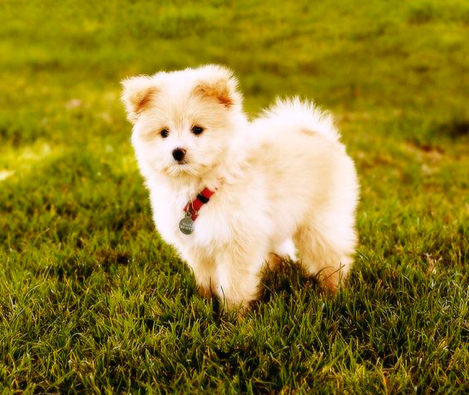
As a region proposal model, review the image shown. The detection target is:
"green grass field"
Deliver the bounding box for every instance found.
[1,0,468,393]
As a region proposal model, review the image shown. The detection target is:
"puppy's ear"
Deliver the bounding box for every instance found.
[121,76,158,123]
[193,65,242,109]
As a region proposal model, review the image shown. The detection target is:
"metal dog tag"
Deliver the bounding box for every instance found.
[179,213,194,235]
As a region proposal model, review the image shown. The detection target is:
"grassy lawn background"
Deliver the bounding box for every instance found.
[0,0,468,393]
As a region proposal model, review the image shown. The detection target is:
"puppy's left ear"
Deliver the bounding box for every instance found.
[193,65,242,109]
[121,75,158,124]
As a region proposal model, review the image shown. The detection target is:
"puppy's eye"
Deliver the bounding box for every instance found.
[160,129,169,138]
[191,126,204,136]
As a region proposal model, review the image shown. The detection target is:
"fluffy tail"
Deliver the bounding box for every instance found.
[261,97,340,142]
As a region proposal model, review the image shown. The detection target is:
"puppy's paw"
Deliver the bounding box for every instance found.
[197,285,213,299]
[317,269,347,294]
[265,253,283,271]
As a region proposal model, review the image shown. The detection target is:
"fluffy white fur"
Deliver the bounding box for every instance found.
[121,65,359,310]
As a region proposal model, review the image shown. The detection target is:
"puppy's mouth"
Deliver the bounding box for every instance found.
[152,157,210,178]
[163,162,199,177]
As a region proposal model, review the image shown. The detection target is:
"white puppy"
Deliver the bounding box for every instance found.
[121,65,359,309]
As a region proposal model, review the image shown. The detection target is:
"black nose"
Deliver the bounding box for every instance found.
[172,148,186,162]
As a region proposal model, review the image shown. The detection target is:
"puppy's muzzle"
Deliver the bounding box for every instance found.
[172,148,186,163]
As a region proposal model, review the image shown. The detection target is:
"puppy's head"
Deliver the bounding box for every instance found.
[121,65,243,179]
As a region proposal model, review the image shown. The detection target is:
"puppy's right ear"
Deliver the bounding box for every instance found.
[121,76,157,124]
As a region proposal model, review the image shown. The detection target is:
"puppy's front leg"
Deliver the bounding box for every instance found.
[214,242,267,310]
[178,247,217,298]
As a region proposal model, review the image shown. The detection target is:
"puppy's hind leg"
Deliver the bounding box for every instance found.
[294,220,356,292]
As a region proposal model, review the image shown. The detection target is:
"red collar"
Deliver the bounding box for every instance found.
[183,187,215,221]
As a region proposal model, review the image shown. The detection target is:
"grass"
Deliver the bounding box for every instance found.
[0,0,468,393]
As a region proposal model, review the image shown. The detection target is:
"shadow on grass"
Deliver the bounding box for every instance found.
[254,260,321,309]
